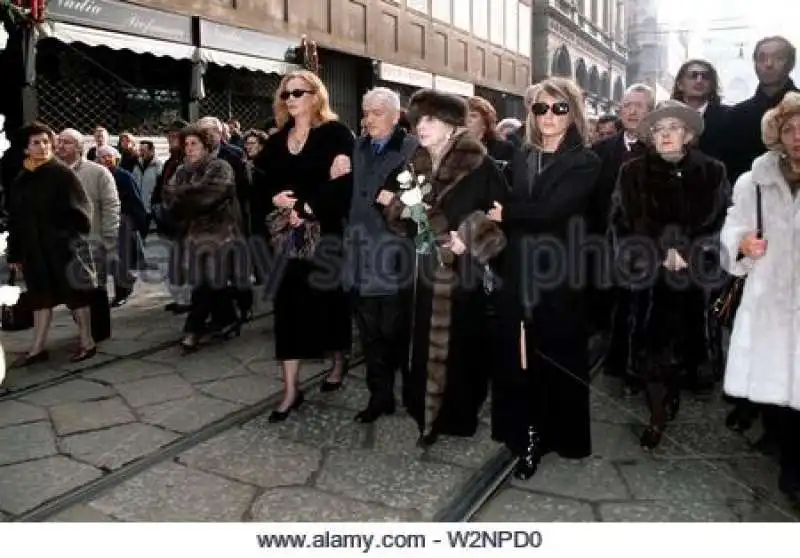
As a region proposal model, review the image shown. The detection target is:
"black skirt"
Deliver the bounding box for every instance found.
[273,259,352,360]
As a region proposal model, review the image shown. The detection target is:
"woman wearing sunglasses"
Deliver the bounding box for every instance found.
[254,70,355,422]
[489,77,602,480]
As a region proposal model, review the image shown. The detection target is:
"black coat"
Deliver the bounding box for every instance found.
[485,135,515,185]
[724,79,798,183]
[492,126,601,460]
[590,133,647,235]
[697,101,730,170]
[6,159,95,305]
[217,142,252,235]
[342,126,417,296]
[501,126,603,319]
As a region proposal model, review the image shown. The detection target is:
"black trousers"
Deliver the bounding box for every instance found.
[606,287,636,384]
[353,292,410,409]
[763,405,800,478]
[184,284,237,335]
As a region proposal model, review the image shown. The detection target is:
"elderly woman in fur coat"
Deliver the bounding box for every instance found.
[6,122,97,366]
[163,126,247,353]
[611,100,729,450]
[382,90,508,447]
[721,91,800,500]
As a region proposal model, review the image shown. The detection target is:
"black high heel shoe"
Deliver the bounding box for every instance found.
[214,320,242,340]
[179,335,199,355]
[666,393,680,422]
[512,426,542,480]
[268,391,305,423]
[416,430,439,447]
[640,424,665,450]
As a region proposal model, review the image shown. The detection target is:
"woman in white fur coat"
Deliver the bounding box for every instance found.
[721,91,800,501]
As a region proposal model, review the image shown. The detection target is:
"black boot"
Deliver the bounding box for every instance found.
[513,426,542,480]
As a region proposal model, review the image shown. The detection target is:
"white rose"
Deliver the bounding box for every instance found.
[396,170,412,185]
[400,186,423,206]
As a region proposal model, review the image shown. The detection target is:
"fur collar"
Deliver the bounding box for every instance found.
[752,150,789,188]
[409,129,486,203]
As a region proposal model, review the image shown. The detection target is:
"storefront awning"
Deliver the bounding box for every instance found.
[198,48,298,75]
[41,21,195,60]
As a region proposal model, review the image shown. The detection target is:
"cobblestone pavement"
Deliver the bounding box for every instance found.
[3,242,798,521]
[32,364,502,522]
[475,374,800,522]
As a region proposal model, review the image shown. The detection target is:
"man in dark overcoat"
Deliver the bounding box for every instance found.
[342,87,417,423]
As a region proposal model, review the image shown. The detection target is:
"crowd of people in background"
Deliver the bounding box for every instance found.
[1,33,799,505]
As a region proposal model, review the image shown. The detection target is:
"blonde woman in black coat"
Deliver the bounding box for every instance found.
[489,77,602,480]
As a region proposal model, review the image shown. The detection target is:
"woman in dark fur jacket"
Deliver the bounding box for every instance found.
[610,100,729,450]
[383,89,508,447]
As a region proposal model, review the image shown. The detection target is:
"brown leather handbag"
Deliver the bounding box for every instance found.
[711,184,762,328]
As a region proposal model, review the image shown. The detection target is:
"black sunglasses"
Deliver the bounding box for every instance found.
[279,89,312,101]
[531,102,570,116]
[688,70,710,80]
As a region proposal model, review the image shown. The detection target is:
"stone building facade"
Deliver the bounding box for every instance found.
[130,0,534,125]
[532,0,628,116]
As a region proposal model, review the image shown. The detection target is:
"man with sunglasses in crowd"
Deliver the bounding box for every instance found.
[590,84,655,397]
[670,60,730,174]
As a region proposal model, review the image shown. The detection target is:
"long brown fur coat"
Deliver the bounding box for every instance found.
[388,130,508,436]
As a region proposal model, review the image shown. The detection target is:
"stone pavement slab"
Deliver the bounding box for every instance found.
[474,488,596,522]
[250,487,418,522]
[0,401,47,428]
[477,374,800,523]
[59,423,180,470]
[0,456,102,515]
[0,312,281,518]
[0,422,58,466]
[55,364,508,522]
[88,462,257,522]
[49,397,136,436]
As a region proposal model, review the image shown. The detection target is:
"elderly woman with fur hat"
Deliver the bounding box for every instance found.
[721,91,800,500]
[611,100,729,450]
[381,89,508,447]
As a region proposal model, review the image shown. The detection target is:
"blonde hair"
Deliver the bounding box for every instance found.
[273,70,338,129]
[761,91,800,152]
[525,77,588,149]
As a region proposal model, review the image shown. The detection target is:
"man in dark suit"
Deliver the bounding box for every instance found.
[344,88,417,423]
[591,83,653,396]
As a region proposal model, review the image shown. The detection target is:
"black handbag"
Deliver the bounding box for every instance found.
[711,184,762,328]
[1,268,34,331]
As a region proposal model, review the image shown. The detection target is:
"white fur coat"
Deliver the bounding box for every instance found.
[721,151,800,410]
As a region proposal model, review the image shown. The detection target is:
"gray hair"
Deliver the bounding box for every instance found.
[362,87,401,112]
[96,145,120,160]
[59,128,85,154]
[623,83,656,110]
[497,117,522,133]
[197,116,223,133]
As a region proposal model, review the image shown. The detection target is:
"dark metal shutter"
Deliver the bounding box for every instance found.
[199,66,281,130]
[319,49,359,130]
